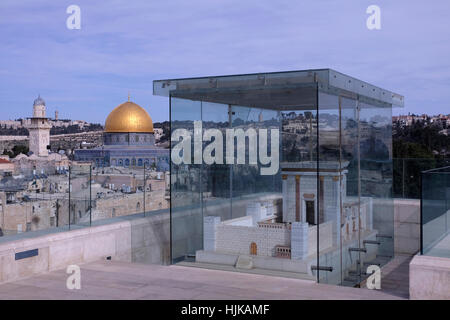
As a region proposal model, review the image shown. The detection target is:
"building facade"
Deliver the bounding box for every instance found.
[26,95,51,157]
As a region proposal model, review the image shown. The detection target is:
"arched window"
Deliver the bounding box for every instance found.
[136,202,141,210]
[138,159,143,167]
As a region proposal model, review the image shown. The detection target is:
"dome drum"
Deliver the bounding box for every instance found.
[103,132,155,146]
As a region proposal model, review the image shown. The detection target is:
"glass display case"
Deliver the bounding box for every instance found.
[154,69,404,286]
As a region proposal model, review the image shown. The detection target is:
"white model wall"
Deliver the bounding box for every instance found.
[203,216,221,251]
[246,201,276,226]
[291,222,308,260]
[215,225,290,257]
[282,176,296,222]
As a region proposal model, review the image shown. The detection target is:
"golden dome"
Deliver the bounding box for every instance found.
[104,101,154,133]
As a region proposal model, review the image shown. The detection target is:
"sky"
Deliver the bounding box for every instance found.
[0,0,449,124]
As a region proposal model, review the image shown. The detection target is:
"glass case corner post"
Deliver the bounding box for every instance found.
[89,164,92,226]
[169,93,172,264]
[68,165,71,230]
[143,162,146,215]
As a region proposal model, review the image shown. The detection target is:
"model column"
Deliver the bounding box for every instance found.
[295,175,301,222]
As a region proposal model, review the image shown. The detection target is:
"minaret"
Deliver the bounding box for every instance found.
[27,95,52,157]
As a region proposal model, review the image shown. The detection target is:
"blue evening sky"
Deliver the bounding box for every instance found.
[0,0,449,124]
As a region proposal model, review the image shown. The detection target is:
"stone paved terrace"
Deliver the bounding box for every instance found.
[0,258,409,300]
[376,254,412,299]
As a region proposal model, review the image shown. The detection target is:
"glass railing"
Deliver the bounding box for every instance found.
[394,158,450,199]
[421,166,450,258]
[67,162,170,228]
[0,162,169,239]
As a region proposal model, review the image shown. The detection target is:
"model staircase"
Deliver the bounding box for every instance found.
[341,236,392,287]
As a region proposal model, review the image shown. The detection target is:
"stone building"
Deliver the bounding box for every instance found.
[0,158,14,175]
[26,95,51,157]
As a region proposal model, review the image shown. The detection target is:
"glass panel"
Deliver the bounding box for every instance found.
[69,163,92,228]
[170,88,321,280]
[314,91,395,287]
[393,158,450,199]
[316,92,343,285]
[231,106,281,216]
[359,102,394,271]
[170,97,202,263]
[280,106,319,281]
[340,96,361,286]
[201,101,231,223]
[422,167,450,258]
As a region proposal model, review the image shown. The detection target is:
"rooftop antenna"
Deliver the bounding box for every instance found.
[128,92,130,102]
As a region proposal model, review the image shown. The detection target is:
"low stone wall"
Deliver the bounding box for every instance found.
[195,250,312,275]
[410,254,450,299]
[0,210,169,284]
[394,199,420,256]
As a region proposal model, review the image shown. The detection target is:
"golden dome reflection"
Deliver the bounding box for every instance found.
[104,101,154,133]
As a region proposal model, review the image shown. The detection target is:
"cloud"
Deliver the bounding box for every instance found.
[0,0,449,122]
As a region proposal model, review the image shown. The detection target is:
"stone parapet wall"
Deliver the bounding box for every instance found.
[394,199,420,256]
[410,254,450,299]
[0,211,169,284]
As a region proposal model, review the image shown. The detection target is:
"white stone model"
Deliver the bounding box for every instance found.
[199,161,375,275]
